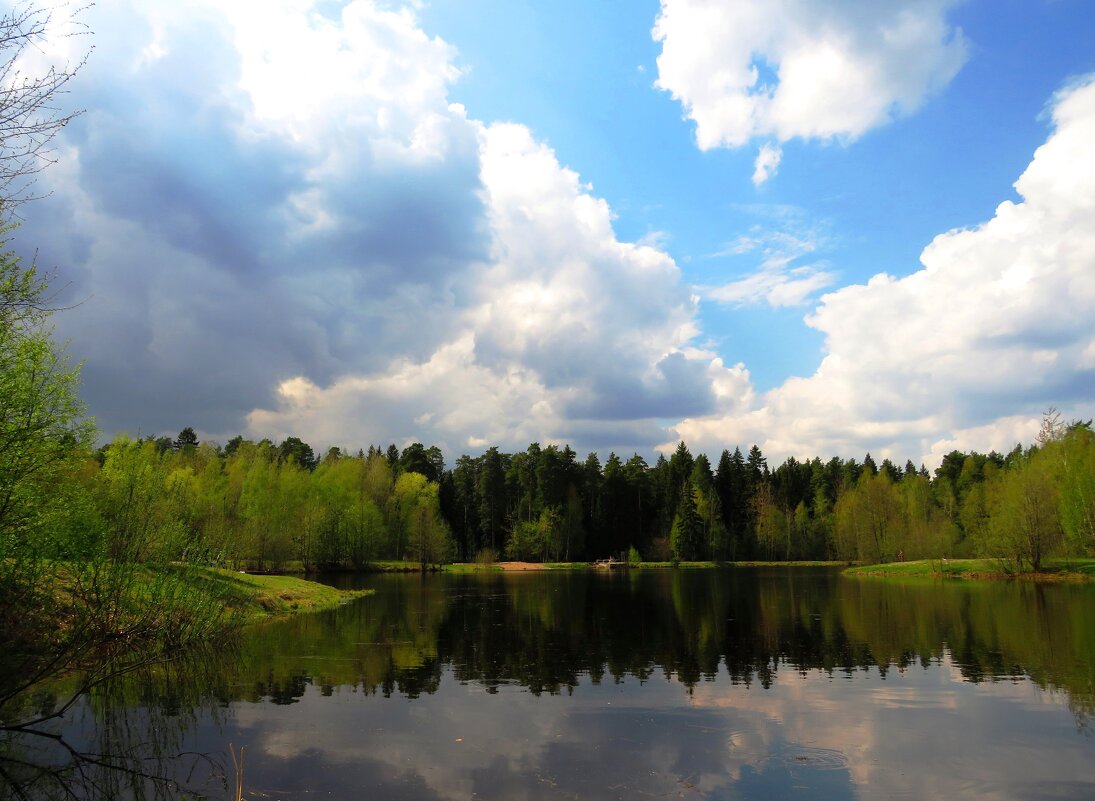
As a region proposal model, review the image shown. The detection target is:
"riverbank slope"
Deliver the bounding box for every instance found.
[194,568,371,622]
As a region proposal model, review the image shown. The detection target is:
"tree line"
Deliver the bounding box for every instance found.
[434,417,1094,570]
[72,433,454,571]
[45,409,1091,573]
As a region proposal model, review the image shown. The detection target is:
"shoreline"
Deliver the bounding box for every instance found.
[230,557,1095,582]
[246,559,849,574]
[842,558,1095,582]
[205,569,372,623]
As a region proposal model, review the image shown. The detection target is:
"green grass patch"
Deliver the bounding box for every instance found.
[844,558,1095,581]
[1047,557,1095,578]
[182,568,372,623]
[443,562,502,573]
[632,560,846,569]
[724,560,847,568]
[844,559,988,578]
[445,559,849,571]
[363,560,447,572]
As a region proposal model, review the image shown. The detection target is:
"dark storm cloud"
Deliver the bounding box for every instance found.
[313,147,488,289]
[10,2,490,437]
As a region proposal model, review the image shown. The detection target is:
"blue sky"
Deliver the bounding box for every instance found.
[418,0,1095,388]
[10,0,1095,465]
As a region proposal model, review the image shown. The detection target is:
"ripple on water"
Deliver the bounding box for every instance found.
[766,745,850,771]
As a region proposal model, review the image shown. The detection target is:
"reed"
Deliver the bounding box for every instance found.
[229,743,244,801]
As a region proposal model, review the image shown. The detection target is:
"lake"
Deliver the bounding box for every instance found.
[4,567,1095,800]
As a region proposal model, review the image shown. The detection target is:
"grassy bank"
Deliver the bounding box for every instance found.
[186,569,372,623]
[193,558,826,578]
[235,558,851,574]
[844,558,1095,581]
[2,565,371,702]
[227,560,455,574]
[634,560,845,569]
[372,559,848,572]
[32,564,372,632]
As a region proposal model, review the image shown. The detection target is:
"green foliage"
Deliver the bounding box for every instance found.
[475,547,499,566]
[752,482,786,560]
[670,484,703,561]
[26,417,1095,580]
[507,506,561,562]
[278,435,315,470]
[1052,424,1095,553]
[833,472,906,563]
[420,416,1095,568]
[173,426,199,450]
[0,241,99,680]
[55,433,455,572]
[981,452,1062,571]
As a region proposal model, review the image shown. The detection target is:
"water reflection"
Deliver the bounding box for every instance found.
[270,570,1095,709]
[0,649,236,800]
[3,568,1094,800]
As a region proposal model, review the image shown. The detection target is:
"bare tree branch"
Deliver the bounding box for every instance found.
[0,2,91,209]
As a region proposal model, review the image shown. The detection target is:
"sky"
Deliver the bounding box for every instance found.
[8,0,1095,467]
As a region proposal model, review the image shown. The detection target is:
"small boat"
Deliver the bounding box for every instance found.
[594,557,629,570]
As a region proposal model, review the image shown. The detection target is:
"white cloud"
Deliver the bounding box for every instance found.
[19,1,721,455]
[708,264,835,308]
[751,143,782,186]
[249,120,725,452]
[653,0,967,154]
[246,335,562,454]
[922,415,1041,468]
[672,76,1095,466]
[16,0,495,438]
[15,0,1094,469]
[1080,339,1095,370]
[706,217,835,308]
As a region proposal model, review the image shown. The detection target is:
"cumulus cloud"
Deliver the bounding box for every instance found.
[672,76,1095,465]
[653,0,967,169]
[14,0,490,436]
[250,121,726,454]
[13,0,1093,467]
[14,0,722,456]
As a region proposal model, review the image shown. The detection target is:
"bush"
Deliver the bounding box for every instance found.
[475,547,498,567]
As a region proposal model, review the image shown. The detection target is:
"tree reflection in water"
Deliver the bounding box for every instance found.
[2,569,1094,799]
[0,646,237,800]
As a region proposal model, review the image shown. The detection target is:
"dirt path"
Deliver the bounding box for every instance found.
[497,561,549,571]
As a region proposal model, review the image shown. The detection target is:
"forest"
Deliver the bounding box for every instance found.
[3,216,1092,586]
[33,412,1094,575]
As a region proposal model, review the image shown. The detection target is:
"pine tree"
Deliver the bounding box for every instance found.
[174,426,199,450]
[670,483,703,561]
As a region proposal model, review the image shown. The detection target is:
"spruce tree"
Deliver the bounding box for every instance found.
[670,482,703,561]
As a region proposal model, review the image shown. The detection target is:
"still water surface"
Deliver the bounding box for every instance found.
[6,568,1095,800]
